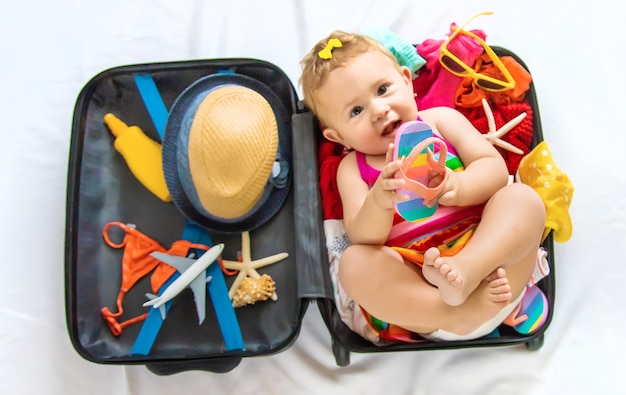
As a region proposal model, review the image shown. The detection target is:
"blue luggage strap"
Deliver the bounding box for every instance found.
[133,74,169,140]
[130,74,244,355]
[181,221,244,351]
[131,221,244,355]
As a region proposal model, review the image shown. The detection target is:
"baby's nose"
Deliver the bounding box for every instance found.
[371,99,390,119]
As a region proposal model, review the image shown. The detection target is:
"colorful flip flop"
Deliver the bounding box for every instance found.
[393,121,448,222]
[503,285,549,335]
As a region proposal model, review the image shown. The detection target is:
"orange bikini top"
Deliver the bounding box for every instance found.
[100,222,214,335]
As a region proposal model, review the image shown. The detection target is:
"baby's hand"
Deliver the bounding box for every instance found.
[371,144,409,209]
[424,168,461,208]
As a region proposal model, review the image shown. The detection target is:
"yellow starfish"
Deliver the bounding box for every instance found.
[481,98,525,155]
[222,231,288,301]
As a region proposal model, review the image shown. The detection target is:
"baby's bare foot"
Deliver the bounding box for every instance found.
[422,247,470,306]
[484,267,512,303]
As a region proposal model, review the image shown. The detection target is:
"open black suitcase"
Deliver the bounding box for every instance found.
[65,47,555,375]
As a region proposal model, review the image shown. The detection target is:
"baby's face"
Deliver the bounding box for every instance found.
[315,50,418,155]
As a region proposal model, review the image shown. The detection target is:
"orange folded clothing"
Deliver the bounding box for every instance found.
[455,54,532,108]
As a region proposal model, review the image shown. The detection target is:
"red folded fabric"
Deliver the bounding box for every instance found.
[319,138,345,220]
[457,102,534,174]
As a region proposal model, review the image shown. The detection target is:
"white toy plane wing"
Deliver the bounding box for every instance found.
[143,244,224,324]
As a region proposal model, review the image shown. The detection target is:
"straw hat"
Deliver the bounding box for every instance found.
[162,73,291,232]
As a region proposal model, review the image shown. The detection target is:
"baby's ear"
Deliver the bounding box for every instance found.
[400,65,412,84]
[322,127,345,146]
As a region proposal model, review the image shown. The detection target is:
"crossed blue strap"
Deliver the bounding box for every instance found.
[130,273,176,355]
[181,221,244,350]
[131,222,244,355]
[130,74,244,355]
[133,74,169,140]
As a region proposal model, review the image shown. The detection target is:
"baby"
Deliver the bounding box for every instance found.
[300,30,546,340]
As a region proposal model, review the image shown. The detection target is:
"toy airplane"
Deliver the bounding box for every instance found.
[143,243,224,324]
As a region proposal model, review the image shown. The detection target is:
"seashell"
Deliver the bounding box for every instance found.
[232,274,276,308]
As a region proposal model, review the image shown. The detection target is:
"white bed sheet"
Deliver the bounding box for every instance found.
[1,0,624,393]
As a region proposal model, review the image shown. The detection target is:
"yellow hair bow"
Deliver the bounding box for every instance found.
[318,38,343,59]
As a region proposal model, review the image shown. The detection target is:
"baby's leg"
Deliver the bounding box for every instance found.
[422,183,545,306]
[338,244,510,335]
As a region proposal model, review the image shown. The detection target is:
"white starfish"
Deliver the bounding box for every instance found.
[222,231,288,301]
[481,98,525,155]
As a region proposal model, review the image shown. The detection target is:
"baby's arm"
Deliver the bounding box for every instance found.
[420,106,509,207]
[337,145,406,245]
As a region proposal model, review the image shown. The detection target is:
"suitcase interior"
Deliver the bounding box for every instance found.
[65,59,316,368]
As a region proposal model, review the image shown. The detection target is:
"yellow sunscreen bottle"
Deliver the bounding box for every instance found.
[103,113,172,202]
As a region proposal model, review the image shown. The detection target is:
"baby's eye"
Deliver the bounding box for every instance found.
[350,106,364,117]
[377,84,389,96]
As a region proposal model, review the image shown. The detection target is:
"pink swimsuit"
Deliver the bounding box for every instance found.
[354,143,483,251]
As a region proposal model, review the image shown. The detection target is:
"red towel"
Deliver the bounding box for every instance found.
[319,138,345,220]
[457,102,534,174]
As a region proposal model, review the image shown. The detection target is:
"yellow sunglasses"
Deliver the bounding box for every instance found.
[439,11,515,92]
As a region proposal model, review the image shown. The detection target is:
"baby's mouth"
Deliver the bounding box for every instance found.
[381,120,402,137]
